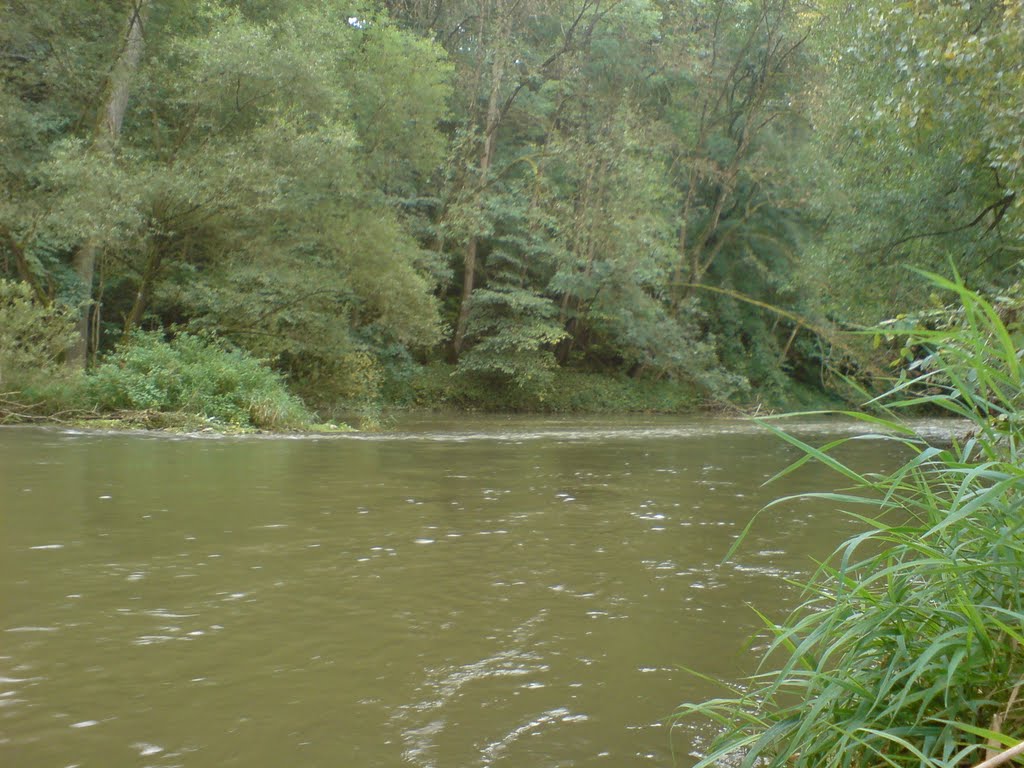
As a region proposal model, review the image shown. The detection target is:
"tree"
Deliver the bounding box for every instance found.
[652,0,811,307]
[2,1,453,401]
[415,0,621,359]
[66,0,148,368]
[0,0,126,307]
[806,0,1024,325]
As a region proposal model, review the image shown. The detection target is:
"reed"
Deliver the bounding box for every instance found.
[676,273,1024,768]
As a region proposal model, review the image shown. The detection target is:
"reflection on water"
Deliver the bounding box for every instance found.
[0,417,931,767]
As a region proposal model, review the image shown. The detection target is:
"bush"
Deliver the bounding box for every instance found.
[87,332,312,430]
[677,272,1024,768]
[0,279,77,394]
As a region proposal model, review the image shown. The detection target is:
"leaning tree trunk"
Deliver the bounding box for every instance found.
[67,0,148,369]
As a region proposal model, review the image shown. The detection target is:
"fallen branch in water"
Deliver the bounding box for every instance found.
[0,393,101,425]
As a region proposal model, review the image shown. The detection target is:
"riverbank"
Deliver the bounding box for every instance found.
[0,364,844,435]
[0,295,846,434]
[0,402,353,435]
[309,364,846,430]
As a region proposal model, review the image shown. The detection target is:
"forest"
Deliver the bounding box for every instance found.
[1,0,1022,428]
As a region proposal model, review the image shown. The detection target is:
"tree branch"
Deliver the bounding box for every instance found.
[884,192,1016,255]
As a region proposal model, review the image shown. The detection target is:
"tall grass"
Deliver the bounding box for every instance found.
[677,273,1024,768]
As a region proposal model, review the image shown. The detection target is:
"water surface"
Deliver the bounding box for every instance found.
[0,416,918,767]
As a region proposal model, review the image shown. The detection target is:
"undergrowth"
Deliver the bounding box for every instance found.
[0,279,78,401]
[86,331,313,430]
[399,363,702,413]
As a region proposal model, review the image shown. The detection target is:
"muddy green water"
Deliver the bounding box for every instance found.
[1,417,915,767]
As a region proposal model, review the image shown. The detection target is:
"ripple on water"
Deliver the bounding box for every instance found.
[393,612,551,765]
[0,415,926,767]
[481,707,590,764]
[5,626,60,633]
[301,416,955,444]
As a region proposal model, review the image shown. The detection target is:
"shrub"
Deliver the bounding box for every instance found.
[676,272,1024,768]
[87,332,312,430]
[0,279,77,394]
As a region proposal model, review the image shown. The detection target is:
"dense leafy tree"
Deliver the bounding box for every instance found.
[382,0,818,399]
[1,0,451,405]
[807,0,1024,323]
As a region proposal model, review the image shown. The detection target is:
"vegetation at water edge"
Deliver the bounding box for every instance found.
[676,276,1024,767]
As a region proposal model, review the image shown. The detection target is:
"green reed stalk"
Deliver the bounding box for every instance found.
[676,272,1024,768]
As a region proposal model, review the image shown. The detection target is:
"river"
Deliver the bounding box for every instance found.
[0,416,922,767]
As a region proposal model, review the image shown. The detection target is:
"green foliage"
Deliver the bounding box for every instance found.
[1,0,449,396]
[457,284,566,393]
[677,273,1024,767]
[404,363,699,413]
[0,279,77,393]
[539,371,700,414]
[874,0,1024,205]
[132,1,447,367]
[805,0,1024,325]
[10,0,1015,417]
[289,345,388,430]
[87,332,312,429]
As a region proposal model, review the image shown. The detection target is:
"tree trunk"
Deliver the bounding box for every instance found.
[670,170,696,313]
[67,0,148,369]
[451,26,506,359]
[123,245,162,336]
